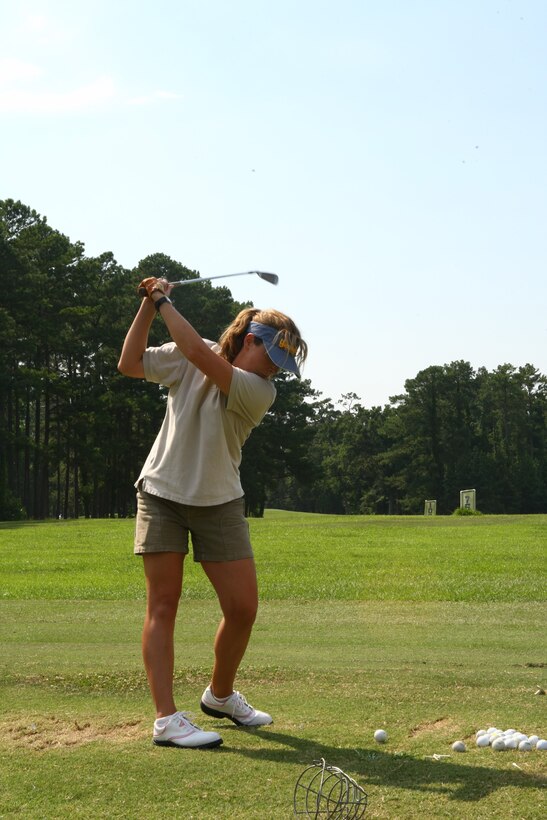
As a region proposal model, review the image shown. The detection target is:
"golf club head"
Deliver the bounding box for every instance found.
[255,271,279,285]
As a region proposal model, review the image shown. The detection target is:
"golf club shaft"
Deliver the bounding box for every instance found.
[169,271,273,288]
[138,270,278,297]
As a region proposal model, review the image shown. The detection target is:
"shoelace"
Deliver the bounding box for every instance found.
[231,692,253,717]
[176,711,201,729]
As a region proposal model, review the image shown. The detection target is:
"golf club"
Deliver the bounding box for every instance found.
[138,270,278,297]
[169,270,279,288]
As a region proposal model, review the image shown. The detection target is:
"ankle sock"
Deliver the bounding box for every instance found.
[155,712,176,727]
[211,689,232,703]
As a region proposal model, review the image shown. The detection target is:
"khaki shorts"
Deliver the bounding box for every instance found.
[134,489,253,562]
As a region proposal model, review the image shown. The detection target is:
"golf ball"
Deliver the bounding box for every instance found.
[374,729,388,743]
[476,735,490,747]
[518,741,532,752]
[492,738,506,751]
[513,733,527,742]
[536,739,547,751]
[452,741,466,753]
[504,736,519,749]
[528,735,539,747]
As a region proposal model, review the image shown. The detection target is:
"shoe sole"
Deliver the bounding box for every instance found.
[153,737,223,750]
[200,702,272,727]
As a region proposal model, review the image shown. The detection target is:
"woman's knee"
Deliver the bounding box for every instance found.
[143,553,184,622]
[146,589,180,622]
[224,595,258,628]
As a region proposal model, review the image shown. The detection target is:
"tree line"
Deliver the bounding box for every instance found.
[271,361,547,515]
[1,199,546,520]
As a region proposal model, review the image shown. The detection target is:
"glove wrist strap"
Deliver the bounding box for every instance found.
[154,296,171,312]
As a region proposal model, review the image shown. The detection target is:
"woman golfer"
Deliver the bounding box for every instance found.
[118,276,307,749]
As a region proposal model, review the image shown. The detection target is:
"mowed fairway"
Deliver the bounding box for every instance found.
[0,513,545,818]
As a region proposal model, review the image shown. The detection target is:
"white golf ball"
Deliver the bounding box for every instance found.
[374,729,388,743]
[476,735,490,747]
[528,735,539,747]
[536,739,547,751]
[452,741,466,752]
[492,738,506,751]
[476,729,487,738]
[518,741,532,752]
[513,733,527,742]
[504,736,519,749]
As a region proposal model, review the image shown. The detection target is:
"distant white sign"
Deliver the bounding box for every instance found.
[424,500,437,516]
[460,489,476,511]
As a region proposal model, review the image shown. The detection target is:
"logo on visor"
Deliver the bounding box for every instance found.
[278,339,298,356]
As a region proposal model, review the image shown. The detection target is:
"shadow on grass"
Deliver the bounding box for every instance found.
[219,726,547,803]
[0,520,35,530]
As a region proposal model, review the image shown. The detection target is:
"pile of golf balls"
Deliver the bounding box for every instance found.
[474,727,547,752]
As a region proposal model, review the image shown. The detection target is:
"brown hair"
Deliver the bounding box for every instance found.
[218,307,308,370]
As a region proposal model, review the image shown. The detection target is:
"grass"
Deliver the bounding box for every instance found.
[1,512,545,601]
[0,513,546,818]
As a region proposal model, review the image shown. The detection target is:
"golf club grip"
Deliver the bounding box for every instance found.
[138,284,175,297]
[138,285,174,296]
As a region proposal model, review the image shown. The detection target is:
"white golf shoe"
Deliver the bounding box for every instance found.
[200,686,273,726]
[153,711,223,749]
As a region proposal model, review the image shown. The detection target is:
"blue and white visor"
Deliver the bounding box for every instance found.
[248,321,301,376]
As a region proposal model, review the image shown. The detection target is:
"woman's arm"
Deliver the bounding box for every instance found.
[151,291,233,395]
[117,299,156,378]
[119,278,234,393]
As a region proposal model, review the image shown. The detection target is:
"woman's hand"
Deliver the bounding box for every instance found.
[137,277,173,298]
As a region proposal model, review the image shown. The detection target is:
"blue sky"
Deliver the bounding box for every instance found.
[1,0,546,406]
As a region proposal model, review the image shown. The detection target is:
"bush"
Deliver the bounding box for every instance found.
[0,489,27,521]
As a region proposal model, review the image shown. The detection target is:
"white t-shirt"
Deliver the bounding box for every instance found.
[136,341,276,506]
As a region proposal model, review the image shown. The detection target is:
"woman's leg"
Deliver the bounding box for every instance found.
[201,558,258,698]
[142,552,184,717]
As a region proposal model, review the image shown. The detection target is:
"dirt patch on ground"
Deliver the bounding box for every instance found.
[1,716,146,751]
[409,717,459,737]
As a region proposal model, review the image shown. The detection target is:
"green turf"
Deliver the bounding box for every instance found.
[1,512,545,601]
[0,513,546,818]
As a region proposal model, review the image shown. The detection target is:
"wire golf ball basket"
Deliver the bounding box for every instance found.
[293,758,367,819]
